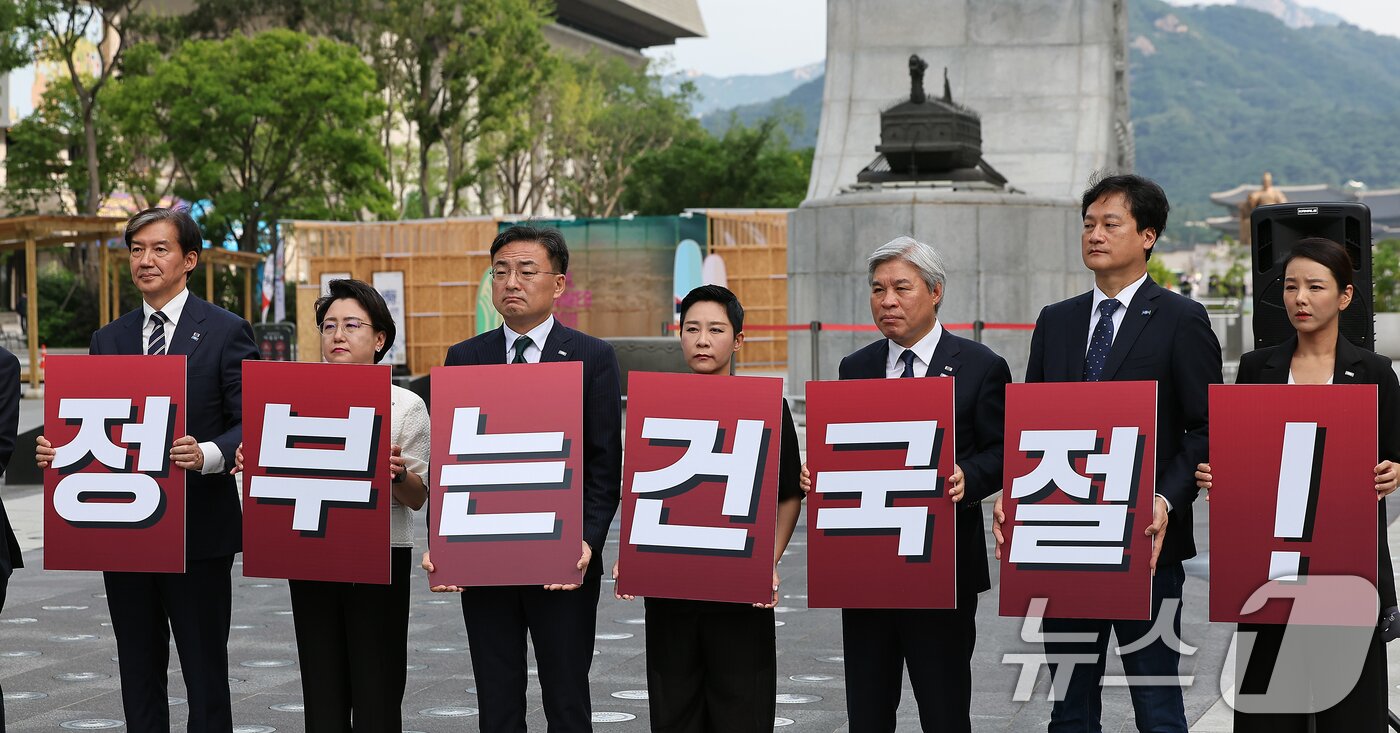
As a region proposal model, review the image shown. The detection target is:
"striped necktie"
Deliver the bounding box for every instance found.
[147,311,168,355]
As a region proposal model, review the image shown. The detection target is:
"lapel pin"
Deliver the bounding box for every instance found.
[191,332,201,341]
[1141,310,1151,316]
[1345,370,1355,377]
[943,365,953,372]
[557,350,567,356]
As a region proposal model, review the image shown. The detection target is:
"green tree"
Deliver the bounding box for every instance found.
[20,0,144,214]
[1147,257,1177,290]
[115,31,391,251]
[368,0,550,217]
[1375,239,1400,313]
[552,55,698,217]
[621,117,813,215]
[3,82,123,214]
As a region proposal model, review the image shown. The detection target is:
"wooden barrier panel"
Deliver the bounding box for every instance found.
[707,211,789,369]
[286,218,498,374]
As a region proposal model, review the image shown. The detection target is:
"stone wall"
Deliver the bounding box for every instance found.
[787,190,1084,394]
[809,0,1131,202]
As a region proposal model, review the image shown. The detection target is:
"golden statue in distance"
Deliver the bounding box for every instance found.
[1239,172,1287,244]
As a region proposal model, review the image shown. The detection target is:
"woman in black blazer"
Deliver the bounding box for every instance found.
[1196,237,1398,732]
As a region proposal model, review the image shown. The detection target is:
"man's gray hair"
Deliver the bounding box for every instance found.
[867,236,947,294]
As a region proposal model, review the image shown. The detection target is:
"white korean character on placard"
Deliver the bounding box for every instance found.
[248,403,379,535]
[627,417,769,555]
[814,420,942,560]
[1008,426,1143,568]
[51,396,174,526]
[437,407,570,540]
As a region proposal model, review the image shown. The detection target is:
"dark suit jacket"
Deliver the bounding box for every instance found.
[444,321,623,557]
[1238,334,1400,604]
[1026,275,1222,565]
[1237,335,1400,464]
[0,348,20,581]
[90,293,258,560]
[839,329,1012,598]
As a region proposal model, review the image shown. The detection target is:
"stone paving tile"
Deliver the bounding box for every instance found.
[3,485,1391,731]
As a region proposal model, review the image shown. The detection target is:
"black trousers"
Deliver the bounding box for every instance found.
[840,597,978,733]
[460,558,602,732]
[1377,500,1395,608]
[104,555,234,733]
[1234,622,1388,732]
[643,597,776,733]
[290,546,412,733]
[1,571,9,731]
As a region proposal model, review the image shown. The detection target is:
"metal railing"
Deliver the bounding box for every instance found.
[661,320,1036,379]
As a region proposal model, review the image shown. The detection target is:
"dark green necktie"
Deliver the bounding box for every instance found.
[512,335,532,364]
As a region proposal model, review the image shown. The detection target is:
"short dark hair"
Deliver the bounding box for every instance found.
[679,284,744,332]
[490,225,569,274]
[1282,237,1355,291]
[125,206,203,277]
[1081,174,1170,261]
[314,278,396,364]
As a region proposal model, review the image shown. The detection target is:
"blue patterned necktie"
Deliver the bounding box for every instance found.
[512,335,532,364]
[899,349,917,378]
[147,311,168,355]
[1082,299,1121,382]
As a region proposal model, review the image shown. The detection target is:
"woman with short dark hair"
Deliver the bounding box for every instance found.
[613,284,804,732]
[237,278,429,732]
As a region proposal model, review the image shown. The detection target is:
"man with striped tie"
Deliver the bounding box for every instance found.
[37,206,258,732]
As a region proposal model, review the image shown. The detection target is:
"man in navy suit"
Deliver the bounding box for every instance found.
[833,236,1011,732]
[994,174,1221,732]
[422,225,622,732]
[0,346,21,731]
[38,207,257,733]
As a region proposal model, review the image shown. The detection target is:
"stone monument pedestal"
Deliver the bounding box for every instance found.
[787,188,1082,394]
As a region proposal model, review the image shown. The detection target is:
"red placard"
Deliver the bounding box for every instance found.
[805,377,957,609]
[616,372,783,604]
[1000,382,1156,620]
[428,362,584,587]
[1209,384,1378,625]
[44,355,187,572]
[241,361,392,584]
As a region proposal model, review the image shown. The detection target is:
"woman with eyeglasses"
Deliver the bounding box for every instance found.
[236,278,429,732]
[1194,238,1398,731]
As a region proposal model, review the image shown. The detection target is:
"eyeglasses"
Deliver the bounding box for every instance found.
[320,318,374,336]
[491,267,562,283]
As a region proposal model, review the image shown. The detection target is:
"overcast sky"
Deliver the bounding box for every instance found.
[644,0,1400,78]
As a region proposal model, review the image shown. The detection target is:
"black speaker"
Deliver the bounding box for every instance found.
[1250,201,1373,351]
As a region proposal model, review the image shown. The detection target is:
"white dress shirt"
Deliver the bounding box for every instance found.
[1086,271,1149,351]
[141,288,224,474]
[885,322,944,379]
[1086,273,1171,510]
[504,316,556,364]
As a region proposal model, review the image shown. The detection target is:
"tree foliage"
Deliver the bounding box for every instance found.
[1375,239,1400,314]
[18,0,144,214]
[113,30,390,250]
[622,117,813,215]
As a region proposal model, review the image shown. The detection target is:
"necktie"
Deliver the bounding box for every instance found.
[512,335,533,364]
[147,311,168,356]
[899,349,917,378]
[1082,299,1121,382]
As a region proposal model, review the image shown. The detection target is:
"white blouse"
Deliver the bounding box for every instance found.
[390,384,430,547]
